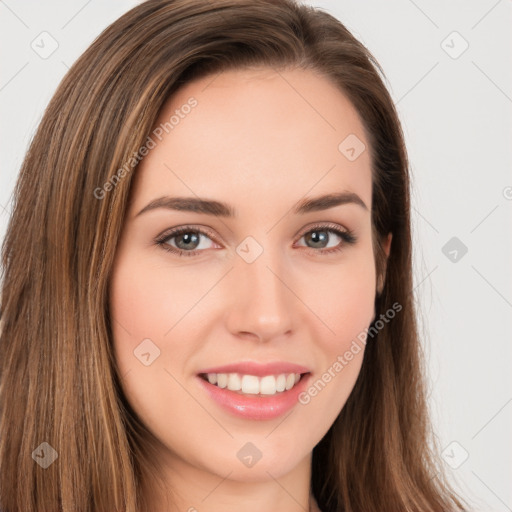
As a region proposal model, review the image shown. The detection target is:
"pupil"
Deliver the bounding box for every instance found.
[177,232,199,249]
[308,230,327,248]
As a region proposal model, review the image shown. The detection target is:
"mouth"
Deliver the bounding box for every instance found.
[195,361,313,420]
[196,369,312,420]
[198,371,310,396]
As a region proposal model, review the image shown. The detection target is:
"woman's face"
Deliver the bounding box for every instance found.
[110,66,387,486]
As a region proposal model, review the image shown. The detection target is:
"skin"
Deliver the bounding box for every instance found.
[109,66,392,512]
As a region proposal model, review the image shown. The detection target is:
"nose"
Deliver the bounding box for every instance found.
[224,245,294,343]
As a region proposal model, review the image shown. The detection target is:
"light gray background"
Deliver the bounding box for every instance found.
[1,1,511,510]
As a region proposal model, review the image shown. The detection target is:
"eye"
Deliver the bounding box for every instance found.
[155,226,218,257]
[295,223,357,255]
[155,223,357,258]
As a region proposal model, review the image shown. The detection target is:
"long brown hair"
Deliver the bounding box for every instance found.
[0,0,468,510]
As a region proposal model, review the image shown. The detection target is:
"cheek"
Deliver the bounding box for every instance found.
[108,250,218,405]
[324,270,376,342]
[305,248,377,346]
[294,249,376,419]
[109,253,203,341]
[108,251,176,384]
[108,252,203,442]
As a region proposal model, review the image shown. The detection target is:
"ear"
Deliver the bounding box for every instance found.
[376,232,392,295]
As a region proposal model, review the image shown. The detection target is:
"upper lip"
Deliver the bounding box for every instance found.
[198,361,311,377]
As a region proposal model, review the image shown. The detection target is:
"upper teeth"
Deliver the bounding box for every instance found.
[205,372,302,395]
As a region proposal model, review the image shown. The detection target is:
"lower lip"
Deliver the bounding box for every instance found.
[197,373,312,420]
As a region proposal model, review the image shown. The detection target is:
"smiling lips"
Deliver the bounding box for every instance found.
[196,361,312,420]
[198,360,311,377]
[197,360,311,394]
[200,372,303,395]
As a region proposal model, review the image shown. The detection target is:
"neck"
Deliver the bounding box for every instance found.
[309,493,321,512]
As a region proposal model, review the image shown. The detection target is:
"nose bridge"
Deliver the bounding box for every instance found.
[226,235,294,339]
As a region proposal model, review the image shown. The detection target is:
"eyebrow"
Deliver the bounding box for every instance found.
[135,191,368,218]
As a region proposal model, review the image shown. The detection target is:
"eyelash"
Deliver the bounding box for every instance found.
[155,223,357,258]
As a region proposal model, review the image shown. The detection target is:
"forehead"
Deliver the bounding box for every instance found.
[131,66,372,215]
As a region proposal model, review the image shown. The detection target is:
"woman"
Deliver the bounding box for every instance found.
[0,0,468,510]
